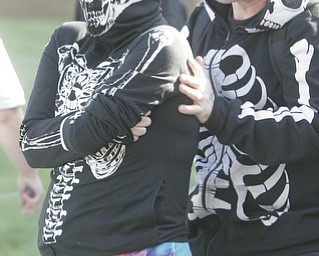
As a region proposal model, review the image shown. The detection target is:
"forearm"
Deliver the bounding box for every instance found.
[0,107,44,214]
[205,97,319,165]
[0,107,37,175]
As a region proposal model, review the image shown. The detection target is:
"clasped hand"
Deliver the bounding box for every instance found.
[131,56,214,140]
[178,56,214,124]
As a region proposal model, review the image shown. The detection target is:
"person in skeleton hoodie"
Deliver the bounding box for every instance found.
[176,0,319,255]
[19,0,199,255]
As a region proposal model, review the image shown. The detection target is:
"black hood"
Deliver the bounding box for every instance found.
[93,0,164,49]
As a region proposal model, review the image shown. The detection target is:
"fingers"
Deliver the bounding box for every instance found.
[133,136,139,142]
[179,57,206,91]
[131,112,152,141]
[144,111,151,116]
[20,186,42,215]
[17,175,44,215]
[178,80,204,118]
[179,82,204,102]
[195,56,205,70]
[139,114,152,127]
[178,103,202,117]
[132,127,147,137]
[178,60,205,117]
[178,56,215,124]
[179,74,201,90]
[24,185,36,198]
[188,56,205,77]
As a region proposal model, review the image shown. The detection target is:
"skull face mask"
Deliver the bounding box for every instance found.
[79,0,143,37]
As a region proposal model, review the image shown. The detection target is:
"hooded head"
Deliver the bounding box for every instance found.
[79,0,143,37]
[204,0,310,30]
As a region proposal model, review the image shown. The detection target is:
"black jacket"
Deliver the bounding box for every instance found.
[20,1,199,255]
[185,0,319,255]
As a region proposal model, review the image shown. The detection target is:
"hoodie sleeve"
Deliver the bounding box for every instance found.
[20,24,192,168]
[61,27,192,155]
[20,23,87,168]
[204,9,319,166]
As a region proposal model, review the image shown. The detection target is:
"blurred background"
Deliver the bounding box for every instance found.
[0,0,200,255]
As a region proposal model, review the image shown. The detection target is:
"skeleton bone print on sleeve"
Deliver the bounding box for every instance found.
[190,37,317,226]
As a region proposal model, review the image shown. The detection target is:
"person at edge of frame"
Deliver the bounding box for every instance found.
[0,38,43,214]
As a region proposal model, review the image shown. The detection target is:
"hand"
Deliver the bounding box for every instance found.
[178,56,215,124]
[131,111,152,141]
[17,172,44,215]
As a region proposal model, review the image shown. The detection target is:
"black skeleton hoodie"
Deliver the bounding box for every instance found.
[185,0,319,255]
[20,1,199,255]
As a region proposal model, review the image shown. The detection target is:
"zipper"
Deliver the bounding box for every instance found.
[201,17,231,210]
[201,144,226,211]
[208,30,230,97]
[198,7,231,256]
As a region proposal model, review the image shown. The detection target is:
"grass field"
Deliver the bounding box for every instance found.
[0,16,70,256]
